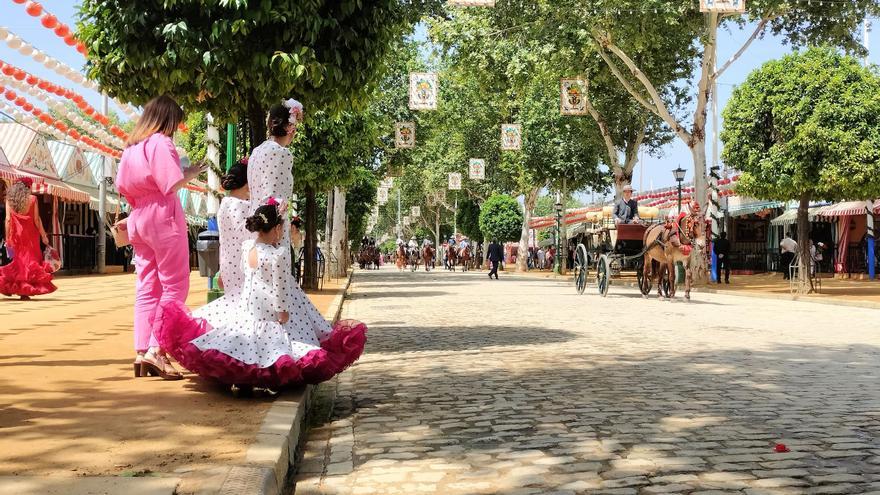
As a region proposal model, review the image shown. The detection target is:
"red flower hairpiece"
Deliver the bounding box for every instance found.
[238,156,249,166]
[266,197,279,207]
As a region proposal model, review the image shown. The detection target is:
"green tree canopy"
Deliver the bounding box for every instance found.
[479,194,523,242]
[78,0,441,140]
[722,47,880,291]
[456,198,482,241]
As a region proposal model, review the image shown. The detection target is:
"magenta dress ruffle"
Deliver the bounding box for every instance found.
[155,301,367,388]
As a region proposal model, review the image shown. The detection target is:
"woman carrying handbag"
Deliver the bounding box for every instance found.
[0,177,56,299]
[116,95,206,380]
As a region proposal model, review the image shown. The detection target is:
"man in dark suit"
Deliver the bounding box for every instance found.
[713,231,731,284]
[613,184,640,224]
[487,239,503,279]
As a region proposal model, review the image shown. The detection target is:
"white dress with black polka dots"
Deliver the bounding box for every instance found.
[216,196,254,300]
[189,240,332,367]
[248,139,293,248]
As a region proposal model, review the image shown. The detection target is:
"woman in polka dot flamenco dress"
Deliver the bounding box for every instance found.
[156,201,366,389]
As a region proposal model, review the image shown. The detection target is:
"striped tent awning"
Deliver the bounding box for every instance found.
[769,207,828,226]
[0,164,44,185]
[816,201,874,217]
[33,176,91,204]
[727,201,783,217]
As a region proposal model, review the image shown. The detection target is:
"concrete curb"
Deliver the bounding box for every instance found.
[188,269,355,495]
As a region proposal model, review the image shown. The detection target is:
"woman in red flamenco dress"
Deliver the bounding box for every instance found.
[0,178,56,300]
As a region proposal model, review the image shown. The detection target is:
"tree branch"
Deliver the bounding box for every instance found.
[583,91,622,174]
[623,117,647,176]
[593,41,661,119]
[713,19,768,80]
[595,34,692,142]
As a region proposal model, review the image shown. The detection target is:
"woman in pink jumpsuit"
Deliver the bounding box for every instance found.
[116,96,205,380]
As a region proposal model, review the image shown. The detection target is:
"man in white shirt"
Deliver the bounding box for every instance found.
[780,232,798,280]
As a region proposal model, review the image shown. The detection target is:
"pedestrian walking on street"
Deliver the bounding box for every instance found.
[487,238,503,279]
[713,231,731,284]
[116,95,206,380]
[780,232,797,280]
[0,178,56,299]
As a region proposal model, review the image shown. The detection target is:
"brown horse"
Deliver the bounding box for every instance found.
[641,215,708,300]
[446,245,458,271]
[458,245,472,271]
[422,245,435,271]
[396,244,406,271]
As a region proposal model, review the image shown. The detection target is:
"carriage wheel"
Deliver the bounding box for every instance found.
[574,244,588,295]
[637,262,652,296]
[597,254,610,297]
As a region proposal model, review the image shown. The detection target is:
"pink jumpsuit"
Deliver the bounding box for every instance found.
[117,133,190,352]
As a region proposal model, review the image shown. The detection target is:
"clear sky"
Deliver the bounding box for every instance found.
[1,5,876,192]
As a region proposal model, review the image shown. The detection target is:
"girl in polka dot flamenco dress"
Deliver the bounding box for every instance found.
[155,201,366,390]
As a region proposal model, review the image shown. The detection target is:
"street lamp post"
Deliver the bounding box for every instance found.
[554,195,563,275]
[673,166,687,214]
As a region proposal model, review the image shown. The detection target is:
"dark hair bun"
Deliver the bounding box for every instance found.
[245,204,283,233]
[267,104,291,137]
[221,162,248,191]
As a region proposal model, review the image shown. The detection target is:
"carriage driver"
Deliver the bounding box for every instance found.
[613,184,640,224]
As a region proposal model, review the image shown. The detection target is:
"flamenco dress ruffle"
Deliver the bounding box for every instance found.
[0,256,56,297]
[154,301,367,388]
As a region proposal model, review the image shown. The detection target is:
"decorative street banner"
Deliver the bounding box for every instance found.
[468,159,486,180]
[377,187,389,204]
[403,215,411,225]
[409,72,438,111]
[448,172,462,190]
[387,164,403,177]
[700,0,746,12]
[500,124,522,150]
[428,189,446,206]
[447,0,495,5]
[560,77,589,115]
[381,177,394,189]
[411,206,421,217]
[395,122,415,149]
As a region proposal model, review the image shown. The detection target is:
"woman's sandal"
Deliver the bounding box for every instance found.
[133,353,145,377]
[140,351,183,381]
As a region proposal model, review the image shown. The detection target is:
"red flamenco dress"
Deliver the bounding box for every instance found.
[0,196,57,297]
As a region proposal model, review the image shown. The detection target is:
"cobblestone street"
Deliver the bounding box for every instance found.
[295,267,880,495]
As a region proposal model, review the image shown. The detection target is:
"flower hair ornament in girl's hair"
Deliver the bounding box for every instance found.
[282,98,304,124]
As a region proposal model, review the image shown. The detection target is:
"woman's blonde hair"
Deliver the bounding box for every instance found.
[126,95,184,147]
[7,181,31,214]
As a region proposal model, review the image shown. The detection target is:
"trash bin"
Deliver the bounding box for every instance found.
[196,230,220,278]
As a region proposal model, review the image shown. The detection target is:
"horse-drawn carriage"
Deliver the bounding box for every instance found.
[572,204,709,299]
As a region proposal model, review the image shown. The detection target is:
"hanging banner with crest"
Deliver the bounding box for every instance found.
[500,124,522,150]
[448,172,462,190]
[700,0,745,12]
[377,187,389,204]
[447,0,495,6]
[409,73,438,111]
[395,122,416,148]
[468,159,486,180]
[560,77,588,115]
[411,206,421,217]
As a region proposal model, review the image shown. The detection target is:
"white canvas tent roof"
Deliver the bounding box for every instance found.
[49,140,95,189]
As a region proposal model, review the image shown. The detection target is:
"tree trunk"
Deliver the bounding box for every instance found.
[689,141,708,209]
[435,207,441,265]
[796,192,813,294]
[302,186,318,290]
[517,187,540,272]
[246,100,266,153]
[324,190,334,281]
[330,187,347,277]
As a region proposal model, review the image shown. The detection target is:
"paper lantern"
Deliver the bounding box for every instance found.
[25,75,37,85]
[54,24,70,38]
[84,107,94,116]
[6,36,23,50]
[18,43,33,56]
[32,50,46,63]
[22,102,32,112]
[41,13,58,29]
[1,65,13,76]
[0,28,6,40]
[13,0,27,4]
[13,69,26,81]
[76,43,87,55]
[63,34,77,46]
[44,59,57,70]
[25,1,42,16]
